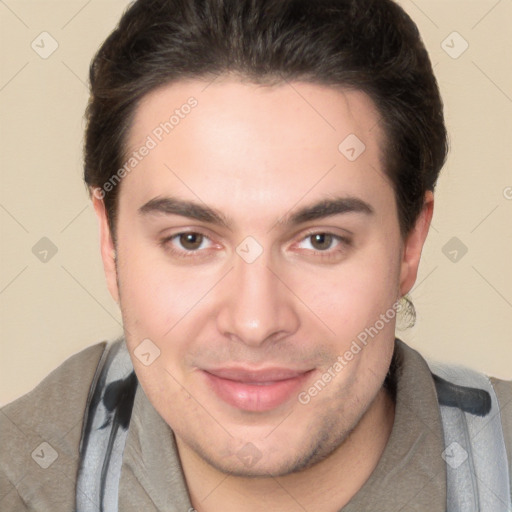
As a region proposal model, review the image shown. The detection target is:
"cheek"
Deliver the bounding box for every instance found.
[117,259,173,333]
[116,254,201,395]
[116,239,204,334]
[285,237,401,342]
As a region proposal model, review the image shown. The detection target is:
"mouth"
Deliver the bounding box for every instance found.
[201,367,314,412]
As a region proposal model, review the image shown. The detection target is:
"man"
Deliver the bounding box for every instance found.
[1,0,511,510]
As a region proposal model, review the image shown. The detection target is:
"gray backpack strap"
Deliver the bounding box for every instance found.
[76,339,137,512]
[428,361,512,512]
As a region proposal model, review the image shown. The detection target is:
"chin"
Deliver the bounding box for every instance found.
[180,414,352,479]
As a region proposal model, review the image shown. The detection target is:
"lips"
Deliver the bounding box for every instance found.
[202,366,313,412]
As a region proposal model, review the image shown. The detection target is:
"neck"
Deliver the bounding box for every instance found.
[177,386,395,512]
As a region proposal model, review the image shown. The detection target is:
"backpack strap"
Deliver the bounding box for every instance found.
[428,361,512,511]
[76,339,137,512]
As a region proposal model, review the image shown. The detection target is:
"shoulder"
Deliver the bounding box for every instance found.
[1,342,108,437]
[0,341,108,511]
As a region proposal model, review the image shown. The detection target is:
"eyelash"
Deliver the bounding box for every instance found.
[159,230,352,261]
[159,232,214,259]
[295,231,352,256]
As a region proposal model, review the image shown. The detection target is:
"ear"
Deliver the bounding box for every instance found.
[399,191,434,296]
[92,190,119,303]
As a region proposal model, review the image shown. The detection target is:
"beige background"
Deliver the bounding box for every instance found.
[1,0,511,405]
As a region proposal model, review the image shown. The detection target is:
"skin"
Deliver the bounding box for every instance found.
[93,77,433,511]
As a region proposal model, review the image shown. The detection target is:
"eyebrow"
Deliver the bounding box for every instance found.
[138,195,374,228]
[139,197,230,228]
[285,197,374,225]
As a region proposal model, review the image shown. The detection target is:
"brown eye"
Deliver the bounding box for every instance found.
[179,233,204,250]
[309,233,334,251]
[160,231,216,260]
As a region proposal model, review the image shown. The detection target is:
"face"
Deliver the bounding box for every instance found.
[94,78,431,477]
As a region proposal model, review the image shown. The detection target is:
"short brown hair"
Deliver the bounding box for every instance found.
[84,0,448,239]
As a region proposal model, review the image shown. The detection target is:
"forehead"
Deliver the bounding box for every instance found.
[121,78,391,222]
[128,77,384,154]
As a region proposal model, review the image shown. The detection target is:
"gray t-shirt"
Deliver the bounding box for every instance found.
[1,340,511,510]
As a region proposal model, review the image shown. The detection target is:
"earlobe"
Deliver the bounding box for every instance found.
[91,191,120,303]
[399,191,434,296]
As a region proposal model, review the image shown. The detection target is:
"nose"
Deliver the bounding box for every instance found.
[215,248,300,347]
